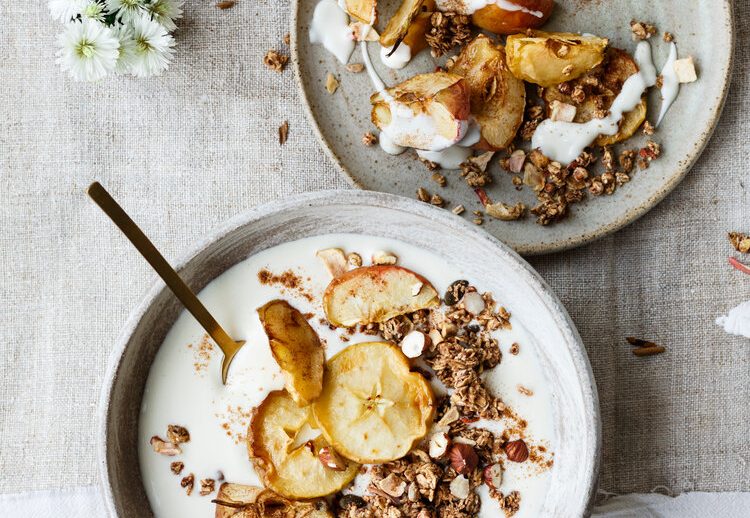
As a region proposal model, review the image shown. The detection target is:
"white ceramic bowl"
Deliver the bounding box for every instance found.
[97,190,600,517]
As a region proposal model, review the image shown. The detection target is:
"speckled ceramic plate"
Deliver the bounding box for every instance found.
[292,1,734,255]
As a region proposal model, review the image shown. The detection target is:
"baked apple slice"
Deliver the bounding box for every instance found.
[214,482,333,518]
[506,30,609,87]
[449,35,526,150]
[312,342,435,464]
[542,48,647,145]
[257,300,325,406]
[341,0,377,25]
[472,0,554,35]
[323,265,440,327]
[248,391,359,500]
[380,0,435,52]
[371,72,471,150]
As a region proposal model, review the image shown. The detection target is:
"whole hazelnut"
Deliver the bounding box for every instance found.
[504,439,529,463]
[448,443,479,474]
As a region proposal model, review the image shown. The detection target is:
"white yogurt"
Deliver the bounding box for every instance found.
[436,0,544,17]
[309,0,354,64]
[417,146,473,169]
[656,42,679,127]
[379,132,407,155]
[363,41,469,152]
[716,300,750,339]
[138,234,555,518]
[380,42,412,70]
[532,41,657,165]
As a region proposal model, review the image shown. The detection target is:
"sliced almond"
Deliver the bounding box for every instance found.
[325,73,339,94]
[507,149,526,173]
[428,432,450,459]
[549,100,577,122]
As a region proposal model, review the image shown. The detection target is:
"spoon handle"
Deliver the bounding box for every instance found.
[87,182,238,358]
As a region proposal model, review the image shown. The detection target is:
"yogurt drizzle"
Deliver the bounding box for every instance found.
[656,42,679,127]
[309,0,355,64]
[380,43,412,70]
[531,41,657,165]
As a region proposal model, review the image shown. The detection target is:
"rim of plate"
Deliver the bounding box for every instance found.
[97,190,600,516]
[290,1,735,256]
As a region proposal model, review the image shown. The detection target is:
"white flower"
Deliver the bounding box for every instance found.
[112,24,137,74]
[48,0,88,22]
[55,18,120,81]
[81,0,106,22]
[105,0,146,24]
[145,0,183,32]
[128,15,175,77]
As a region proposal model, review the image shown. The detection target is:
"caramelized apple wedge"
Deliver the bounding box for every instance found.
[542,48,647,145]
[312,342,435,464]
[472,0,554,35]
[449,35,526,150]
[506,31,609,87]
[248,391,359,500]
[380,0,434,51]
[214,482,333,518]
[341,0,377,25]
[323,265,439,327]
[257,300,325,406]
[370,72,471,150]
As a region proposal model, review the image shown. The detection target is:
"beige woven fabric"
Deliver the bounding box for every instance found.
[0,0,747,498]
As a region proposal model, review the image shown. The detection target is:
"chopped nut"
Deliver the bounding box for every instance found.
[417,187,430,202]
[283,33,290,45]
[346,63,365,73]
[428,432,450,458]
[431,172,447,187]
[378,473,407,498]
[170,461,184,475]
[361,131,377,146]
[630,20,657,41]
[642,120,655,135]
[523,163,545,192]
[216,0,235,9]
[449,475,470,500]
[372,250,397,265]
[507,149,526,173]
[430,194,445,207]
[448,443,479,474]
[517,384,534,396]
[674,56,698,83]
[150,436,181,456]
[325,73,339,94]
[483,463,504,490]
[316,248,347,278]
[505,439,529,462]
[485,201,526,221]
[451,205,465,215]
[199,478,215,496]
[278,120,289,145]
[663,31,674,43]
[263,50,288,73]
[167,424,190,444]
[347,252,362,267]
[472,218,484,225]
[510,342,520,355]
[729,232,750,254]
[400,330,430,358]
[181,473,195,495]
[318,446,348,471]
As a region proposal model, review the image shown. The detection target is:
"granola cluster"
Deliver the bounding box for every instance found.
[339,281,548,517]
[426,12,472,58]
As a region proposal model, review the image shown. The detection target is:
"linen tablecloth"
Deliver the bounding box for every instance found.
[0,0,748,509]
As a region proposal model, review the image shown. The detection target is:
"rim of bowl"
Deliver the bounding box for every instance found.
[289,1,735,256]
[97,189,601,516]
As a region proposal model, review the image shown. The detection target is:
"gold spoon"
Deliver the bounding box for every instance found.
[87,182,245,384]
